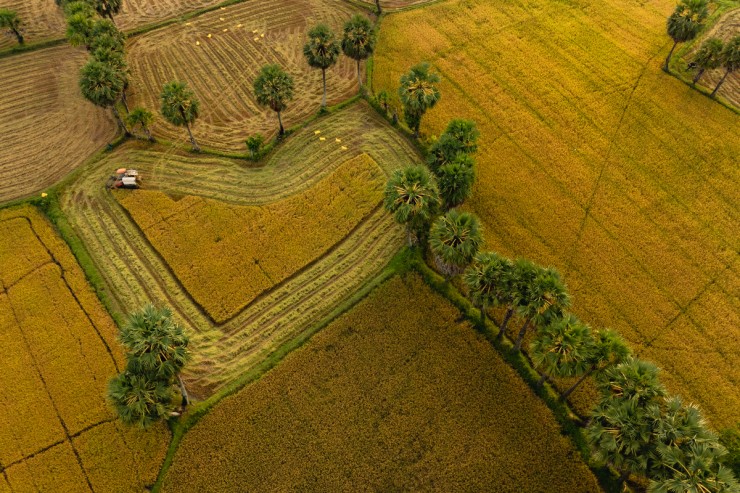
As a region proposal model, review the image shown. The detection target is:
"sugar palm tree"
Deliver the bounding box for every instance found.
[427,120,479,173]
[596,357,667,406]
[429,210,483,278]
[0,9,23,45]
[691,38,724,84]
[664,0,709,72]
[108,371,173,429]
[463,252,515,335]
[559,328,631,401]
[253,64,294,136]
[341,14,376,92]
[437,154,476,209]
[160,80,200,151]
[79,59,128,135]
[91,0,122,23]
[303,24,340,108]
[119,304,190,406]
[711,36,740,98]
[127,107,155,142]
[383,166,440,246]
[88,18,124,53]
[530,314,595,388]
[513,266,570,352]
[92,48,129,112]
[498,258,536,341]
[398,62,441,137]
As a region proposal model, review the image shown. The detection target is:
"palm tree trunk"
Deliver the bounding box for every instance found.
[537,373,548,388]
[277,110,284,136]
[143,125,155,142]
[121,91,130,114]
[111,106,128,136]
[692,68,705,85]
[560,365,596,401]
[664,40,678,72]
[185,122,200,151]
[710,69,730,97]
[479,303,487,329]
[177,374,189,408]
[513,317,531,352]
[406,225,415,246]
[12,28,23,45]
[497,307,514,341]
[356,59,362,92]
[376,0,382,14]
[107,12,117,25]
[321,68,327,107]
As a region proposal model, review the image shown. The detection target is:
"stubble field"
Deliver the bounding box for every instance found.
[373,0,740,428]
[160,274,600,492]
[0,45,114,203]
[125,0,362,150]
[0,206,168,492]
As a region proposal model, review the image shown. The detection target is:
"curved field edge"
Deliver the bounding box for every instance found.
[59,102,416,397]
[151,255,614,492]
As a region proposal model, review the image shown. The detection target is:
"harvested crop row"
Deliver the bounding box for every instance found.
[0,206,168,491]
[115,154,385,323]
[60,103,418,397]
[0,45,115,204]
[0,0,224,50]
[373,0,740,427]
[161,274,600,492]
[358,0,437,10]
[126,0,361,150]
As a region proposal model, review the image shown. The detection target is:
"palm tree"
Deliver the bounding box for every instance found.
[341,14,376,92]
[711,36,740,98]
[383,166,440,246]
[92,48,130,112]
[398,62,441,137]
[119,304,190,406]
[691,38,724,84]
[91,0,122,23]
[160,80,200,151]
[441,119,479,155]
[429,210,483,278]
[303,24,340,108]
[0,9,23,45]
[530,314,595,388]
[559,328,631,400]
[513,266,570,352]
[127,107,155,142]
[463,252,515,334]
[498,258,535,340]
[427,119,479,174]
[79,59,128,135]
[253,64,294,136]
[587,358,668,486]
[88,18,124,53]
[664,0,709,72]
[65,12,94,48]
[437,154,476,209]
[108,371,173,429]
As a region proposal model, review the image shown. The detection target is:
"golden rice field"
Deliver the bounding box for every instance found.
[682,7,740,107]
[160,274,600,492]
[60,103,419,398]
[0,0,224,50]
[0,45,115,203]
[115,154,385,323]
[373,0,740,428]
[125,0,361,150]
[358,0,436,10]
[0,205,168,492]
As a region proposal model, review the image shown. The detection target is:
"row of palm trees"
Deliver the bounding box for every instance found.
[665,0,740,99]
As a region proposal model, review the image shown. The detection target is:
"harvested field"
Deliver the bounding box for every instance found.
[358,0,437,10]
[0,45,115,204]
[160,274,600,492]
[60,103,419,397]
[374,0,740,427]
[0,0,224,50]
[115,154,385,323]
[683,7,740,107]
[125,0,361,150]
[0,205,168,492]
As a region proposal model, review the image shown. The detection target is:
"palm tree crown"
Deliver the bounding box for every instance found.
[383,166,440,245]
[304,24,340,107]
[254,64,294,135]
[429,209,483,277]
[530,314,595,382]
[341,14,376,89]
[692,38,724,83]
[398,62,441,136]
